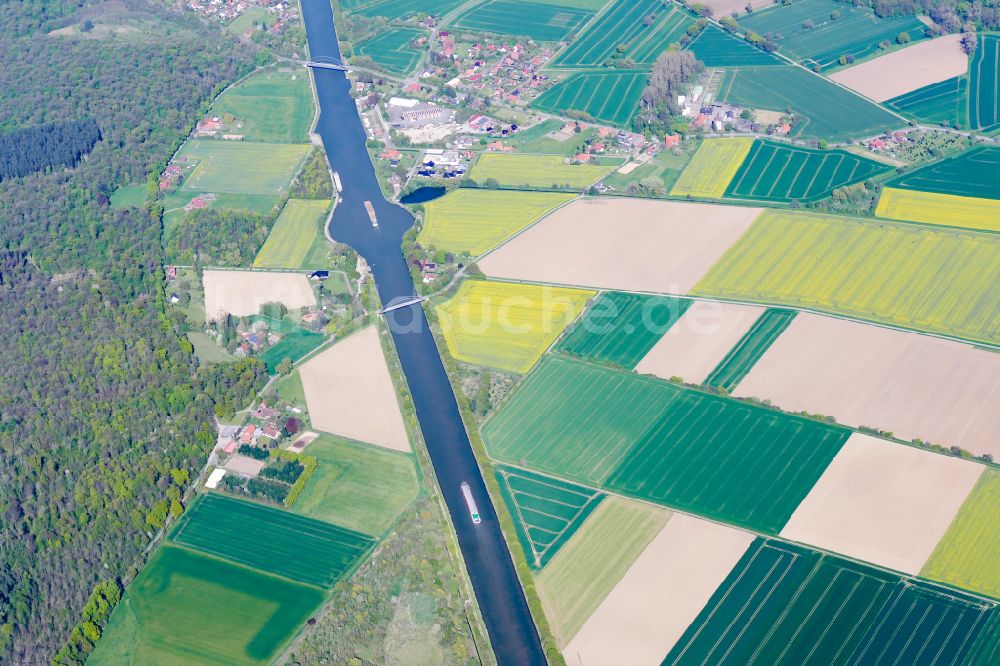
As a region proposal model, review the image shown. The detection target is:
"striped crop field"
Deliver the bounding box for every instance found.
[664,538,1000,665]
[723,140,890,203]
[704,308,796,392]
[436,280,593,373]
[354,27,425,75]
[468,153,614,189]
[716,65,901,141]
[923,469,1000,600]
[686,26,783,67]
[875,188,1000,232]
[885,146,1000,200]
[531,71,648,127]
[451,0,594,41]
[495,465,604,569]
[550,0,695,68]
[970,35,1000,132]
[170,493,374,587]
[555,291,691,368]
[482,355,849,533]
[353,0,464,20]
[885,76,968,127]
[417,189,574,255]
[736,0,929,71]
[691,210,1000,346]
[670,137,755,199]
[253,199,330,269]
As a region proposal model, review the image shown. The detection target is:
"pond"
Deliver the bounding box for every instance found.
[400,185,447,204]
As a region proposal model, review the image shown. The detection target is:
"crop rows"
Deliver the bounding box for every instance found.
[704,308,796,392]
[555,291,691,368]
[531,70,648,127]
[724,140,889,203]
[452,0,594,42]
[483,355,849,534]
[664,538,1000,664]
[495,465,604,569]
[171,493,374,587]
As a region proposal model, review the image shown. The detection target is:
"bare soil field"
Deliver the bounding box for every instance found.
[734,313,1000,459]
[287,431,319,452]
[780,433,983,575]
[700,0,772,16]
[222,454,267,476]
[635,300,765,384]
[202,270,315,320]
[829,34,968,102]
[563,513,754,666]
[479,198,761,293]
[298,327,410,452]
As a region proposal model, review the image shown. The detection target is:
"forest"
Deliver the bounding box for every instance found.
[0,120,101,180]
[0,2,260,661]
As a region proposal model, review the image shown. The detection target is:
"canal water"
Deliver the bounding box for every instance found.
[299,1,546,664]
[400,185,448,204]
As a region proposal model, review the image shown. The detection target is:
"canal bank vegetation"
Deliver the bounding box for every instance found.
[283,309,495,665]
[424,300,568,665]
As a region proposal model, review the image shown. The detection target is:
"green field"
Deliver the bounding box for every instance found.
[532,70,647,127]
[171,493,374,587]
[737,0,928,70]
[693,210,1000,346]
[483,355,848,533]
[417,188,574,255]
[550,0,695,68]
[535,497,669,647]
[885,75,968,127]
[211,69,313,143]
[469,153,614,189]
[686,26,782,67]
[452,1,594,41]
[664,538,1000,665]
[716,65,902,141]
[187,331,234,364]
[90,545,323,666]
[260,328,325,374]
[254,199,330,269]
[225,6,269,35]
[704,309,796,392]
[724,140,890,203]
[178,141,311,195]
[354,0,464,19]
[886,145,1000,200]
[436,280,594,373]
[110,184,147,209]
[496,465,604,569]
[923,469,1000,600]
[970,35,1000,132]
[555,292,691,368]
[355,27,425,75]
[292,434,419,536]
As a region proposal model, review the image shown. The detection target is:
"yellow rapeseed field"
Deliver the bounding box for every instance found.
[253,199,329,269]
[922,469,1000,599]
[691,210,1000,346]
[670,137,755,199]
[436,280,594,373]
[875,187,1000,233]
[417,189,574,255]
[468,153,614,189]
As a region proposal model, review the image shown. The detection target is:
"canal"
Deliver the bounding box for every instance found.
[298,1,546,664]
